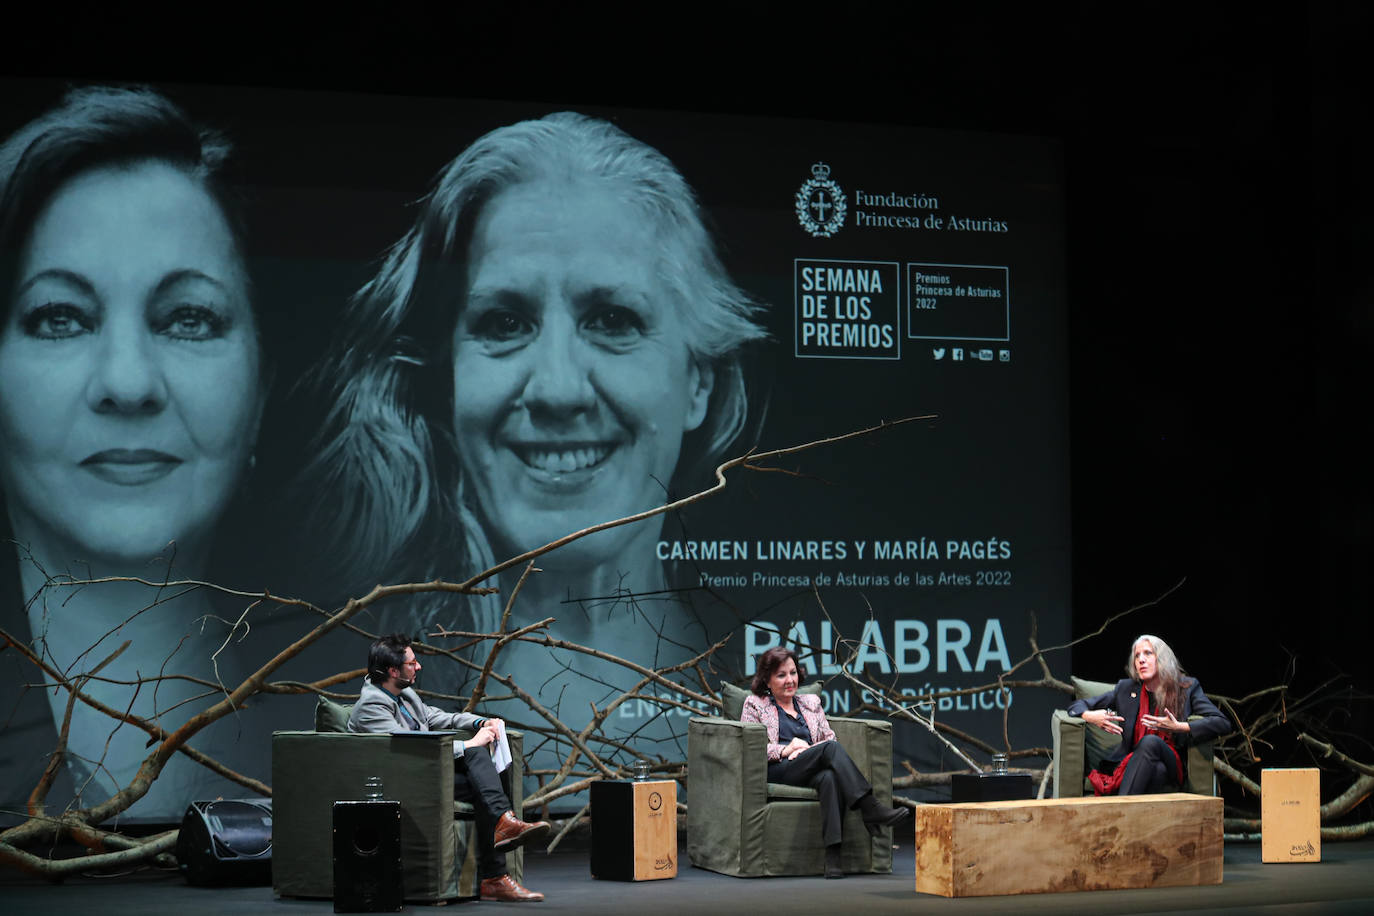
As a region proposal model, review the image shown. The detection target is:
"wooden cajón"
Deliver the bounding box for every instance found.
[1262,768,1321,863]
[591,780,678,881]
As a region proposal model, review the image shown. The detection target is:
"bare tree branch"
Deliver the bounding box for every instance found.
[6,416,1374,879]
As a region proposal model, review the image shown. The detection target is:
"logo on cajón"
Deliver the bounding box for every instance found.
[796,163,847,238]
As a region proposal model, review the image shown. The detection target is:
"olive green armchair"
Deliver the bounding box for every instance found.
[1051,676,1217,798]
[687,682,894,877]
[271,696,523,903]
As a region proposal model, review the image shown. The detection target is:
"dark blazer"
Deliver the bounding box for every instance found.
[1068,678,1232,783]
[740,693,838,762]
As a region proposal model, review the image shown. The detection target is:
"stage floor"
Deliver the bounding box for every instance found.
[4,837,1374,914]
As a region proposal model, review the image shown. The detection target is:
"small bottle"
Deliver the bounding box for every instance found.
[363,775,384,800]
[990,752,1009,775]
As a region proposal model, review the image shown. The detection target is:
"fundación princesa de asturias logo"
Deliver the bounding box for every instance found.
[796,162,847,237]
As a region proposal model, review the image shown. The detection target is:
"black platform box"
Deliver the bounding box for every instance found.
[949,773,1033,803]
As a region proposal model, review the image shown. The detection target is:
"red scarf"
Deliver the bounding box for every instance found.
[1089,689,1183,796]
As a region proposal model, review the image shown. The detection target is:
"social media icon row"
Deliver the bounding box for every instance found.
[932,347,1011,362]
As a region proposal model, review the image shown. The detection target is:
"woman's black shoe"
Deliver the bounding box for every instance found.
[858,792,910,836]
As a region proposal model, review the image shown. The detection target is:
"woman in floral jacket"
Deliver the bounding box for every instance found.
[740,646,908,877]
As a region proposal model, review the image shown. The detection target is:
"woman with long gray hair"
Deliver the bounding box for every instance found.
[302,112,768,739]
[1068,634,1231,795]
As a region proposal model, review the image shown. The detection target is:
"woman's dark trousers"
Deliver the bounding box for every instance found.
[767,741,872,846]
[1119,735,1181,795]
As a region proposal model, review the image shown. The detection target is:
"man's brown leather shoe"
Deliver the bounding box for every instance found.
[479,873,544,902]
[492,810,551,853]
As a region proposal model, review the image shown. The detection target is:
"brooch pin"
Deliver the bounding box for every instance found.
[1130,692,1137,699]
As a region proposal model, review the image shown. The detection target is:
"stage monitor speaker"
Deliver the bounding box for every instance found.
[176,798,273,886]
[332,800,403,913]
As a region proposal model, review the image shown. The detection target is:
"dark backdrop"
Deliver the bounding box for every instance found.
[3,2,1370,756]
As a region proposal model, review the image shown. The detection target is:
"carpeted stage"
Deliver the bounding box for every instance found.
[4,835,1374,915]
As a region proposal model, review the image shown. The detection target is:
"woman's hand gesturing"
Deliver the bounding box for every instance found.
[1081,708,1125,735]
[1141,708,1189,733]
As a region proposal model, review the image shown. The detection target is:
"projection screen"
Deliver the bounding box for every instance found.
[0,80,1067,820]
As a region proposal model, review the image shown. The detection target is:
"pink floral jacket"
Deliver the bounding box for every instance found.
[740,693,837,762]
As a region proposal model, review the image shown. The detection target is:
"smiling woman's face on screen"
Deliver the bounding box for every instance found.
[450,177,714,562]
[0,159,263,566]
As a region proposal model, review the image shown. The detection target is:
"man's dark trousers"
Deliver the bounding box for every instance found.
[453,745,511,879]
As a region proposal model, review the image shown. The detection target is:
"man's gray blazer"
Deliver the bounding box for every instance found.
[347,681,485,734]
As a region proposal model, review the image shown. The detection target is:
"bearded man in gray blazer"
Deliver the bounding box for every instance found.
[348,633,550,902]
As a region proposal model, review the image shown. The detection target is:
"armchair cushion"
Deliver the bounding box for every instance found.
[315,696,352,733]
[1070,676,1118,773]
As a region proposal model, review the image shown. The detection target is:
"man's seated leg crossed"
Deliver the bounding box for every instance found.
[349,634,551,902]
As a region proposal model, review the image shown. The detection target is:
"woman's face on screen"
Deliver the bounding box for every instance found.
[450,177,714,560]
[0,160,263,566]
